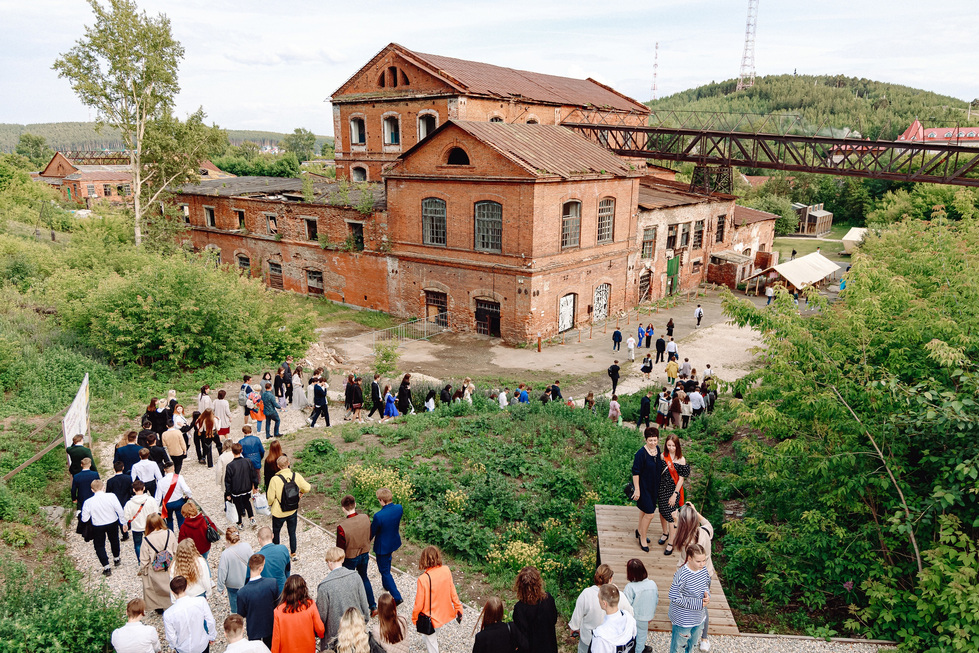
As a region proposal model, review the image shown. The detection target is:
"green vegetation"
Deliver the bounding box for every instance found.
[280,128,317,163]
[0,153,75,232]
[210,151,301,178]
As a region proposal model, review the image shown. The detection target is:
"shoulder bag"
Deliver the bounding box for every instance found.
[415,572,436,635]
[193,499,222,543]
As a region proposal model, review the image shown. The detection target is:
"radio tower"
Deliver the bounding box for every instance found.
[736,0,759,91]
[651,42,659,101]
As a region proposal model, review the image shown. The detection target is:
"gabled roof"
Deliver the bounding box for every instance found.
[773,252,840,289]
[898,118,979,142]
[636,177,735,210]
[65,170,132,182]
[332,43,649,113]
[174,177,386,210]
[398,120,638,180]
[733,205,779,227]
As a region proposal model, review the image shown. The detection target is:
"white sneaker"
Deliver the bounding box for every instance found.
[699,638,711,651]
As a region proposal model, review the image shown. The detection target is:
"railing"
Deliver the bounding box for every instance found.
[371,313,449,349]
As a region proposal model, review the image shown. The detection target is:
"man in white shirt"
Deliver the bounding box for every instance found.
[498,388,509,409]
[164,576,216,653]
[222,614,270,653]
[111,598,161,653]
[689,389,706,417]
[666,338,679,361]
[590,584,637,653]
[131,448,163,498]
[626,336,637,361]
[569,565,633,653]
[156,462,193,531]
[81,479,127,576]
[694,304,704,327]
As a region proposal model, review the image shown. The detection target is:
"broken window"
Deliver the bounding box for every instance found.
[642,227,657,259]
[446,148,470,165]
[204,206,216,228]
[422,198,446,246]
[180,204,190,224]
[267,261,283,290]
[234,209,245,230]
[693,220,704,250]
[489,116,504,123]
[383,116,400,145]
[350,117,366,145]
[561,201,581,249]
[351,167,367,182]
[474,201,502,253]
[304,218,318,241]
[348,223,365,251]
[680,223,690,248]
[103,184,112,196]
[306,269,324,296]
[418,114,437,140]
[118,184,130,196]
[265,213,277,235]
[715,215,726,242]
[236,254,250,272]
[597,198,615,244]
[666,224,678,250]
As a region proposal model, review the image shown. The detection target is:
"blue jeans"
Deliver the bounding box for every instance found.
[374,552,402,602]
[636,619,649,652]
[165,498,187,531]
[343,552,376,609]
[265,414,280,439]
[227,587,239,613]
[132,530,144,561]
[670,622,705,653]
[256,419,262,434]
[272,512,297,553]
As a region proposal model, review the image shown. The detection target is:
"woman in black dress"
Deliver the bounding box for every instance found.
[511,566,557,653]
[658,433,690,555]
[396,374,412,414]
[666,318,675,337]
[632,428,665,552]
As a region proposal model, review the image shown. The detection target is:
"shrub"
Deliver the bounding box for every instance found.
[344,463,414,510]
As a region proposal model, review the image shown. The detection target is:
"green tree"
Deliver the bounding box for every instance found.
[14,134,53,169]
[53,0,218,247]
[281,128,316,162]
[741,194,798,234]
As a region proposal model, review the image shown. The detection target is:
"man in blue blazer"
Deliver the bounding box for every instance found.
[370,488,404,604]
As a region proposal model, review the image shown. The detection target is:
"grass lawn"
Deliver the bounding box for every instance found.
[297,295,399,330]
[773,236,847,263]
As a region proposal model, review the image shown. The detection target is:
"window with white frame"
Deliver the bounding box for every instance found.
[180,204,190,224]
[204,206,216,228]
[350,117,366,145]
[641,227,657,259]
[474,201,502,253]
[561,201,581,249]
[103,184,112,197]
[422,198,446,246]
[383,116,400,145]
[86,184,96,197]
[597,198,615,243]
[418,114,437,140]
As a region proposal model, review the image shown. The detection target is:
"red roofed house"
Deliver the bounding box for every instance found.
[329,43,651,183]
[706,205,778,289]
[36,151,132,206]
[898,118,979,144]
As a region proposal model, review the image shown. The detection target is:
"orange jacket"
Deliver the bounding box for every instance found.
[271,601,324,653]
[412,565,463,629]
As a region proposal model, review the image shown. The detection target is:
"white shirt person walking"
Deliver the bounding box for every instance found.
[626,336,637,361]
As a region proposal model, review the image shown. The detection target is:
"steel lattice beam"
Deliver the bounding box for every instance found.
[562,122,979,187]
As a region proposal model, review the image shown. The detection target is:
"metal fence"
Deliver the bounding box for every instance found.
[371,313,449,349]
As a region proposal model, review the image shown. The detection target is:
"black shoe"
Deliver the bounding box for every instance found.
[113,557,121,567]
[395,599,404,607]
[664,545,674,556]
[121,532,130,541]
[155,608,165,615]
[640,543,650,553]
[658,534,669,545]
[102,568,112,577]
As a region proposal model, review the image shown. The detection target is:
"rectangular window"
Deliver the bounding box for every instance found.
[422,198,447,246]
[236,255,250,272]
[350,118,366,145]
[474,201,503,253]
[716,215,726,242]
[680,223,690,248]
[268,262,284,290]
[348,223,364,251]
[306,269,324,296]
[265,213,277,235]
[383,117,400,145]
[204,206,216,228]
[597,198,614,244]
[180,204,190,224]
[693,220,704,250]
[234,209,245,230]
[86,184,96,197]
[561,201,581,249]
[666,224,678,250]
[304,218,318,241]
[103,184,112,197]
[118,184,130,196]
[641,227,657,259]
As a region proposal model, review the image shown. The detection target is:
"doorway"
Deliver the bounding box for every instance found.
[425,291,448,327]
[593,284,611,321]
[475,299,501,337]
[559,293,576,332]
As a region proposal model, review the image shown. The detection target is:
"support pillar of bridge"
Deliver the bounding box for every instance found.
[690,165,734,195]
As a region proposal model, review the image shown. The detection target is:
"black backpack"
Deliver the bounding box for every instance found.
[278,470,301,512]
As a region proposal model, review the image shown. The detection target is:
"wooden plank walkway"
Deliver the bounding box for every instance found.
[595,504,740,635]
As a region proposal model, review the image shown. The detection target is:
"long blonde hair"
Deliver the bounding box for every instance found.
[174,539,202,586]
[335,607,370,653]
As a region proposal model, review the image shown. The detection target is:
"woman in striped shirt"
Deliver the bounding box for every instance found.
[668,543,710,653]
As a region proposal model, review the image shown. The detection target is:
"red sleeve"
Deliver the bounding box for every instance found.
[336,525,346,550]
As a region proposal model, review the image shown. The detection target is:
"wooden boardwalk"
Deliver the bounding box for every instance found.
[595,505,740,635]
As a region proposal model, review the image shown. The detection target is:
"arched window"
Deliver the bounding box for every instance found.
[969,132,977,137]
[400,69,409,86]
[377,72,386,88]
[526,119,539,125]
[351,166,367,182]
[489,116,504,123]
[474,201,502,253]
[561,201,581,249]
[446,147,470,165]
[418,114,438,140]
[422,198,446,246]
[597,198,614,243]
[388,66,399,88]
[383,116,400,145]
[349,117,366,145]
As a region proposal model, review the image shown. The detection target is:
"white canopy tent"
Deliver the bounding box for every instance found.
[842,227,869,254]
[745,252,841,294]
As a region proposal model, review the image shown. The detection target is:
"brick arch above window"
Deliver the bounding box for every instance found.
[467,288,505,311]
[422,280,451,295]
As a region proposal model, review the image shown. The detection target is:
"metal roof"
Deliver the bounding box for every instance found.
[65,170,132,181]
[174,177,386,210]
[733,205,780,226]
[710,250,753,265]
[444,121,639,179]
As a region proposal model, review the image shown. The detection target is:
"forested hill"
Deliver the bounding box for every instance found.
[648,74,979,140]
[0,122,332,154]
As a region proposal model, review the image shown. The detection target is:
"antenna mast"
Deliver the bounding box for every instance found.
[736,0,759,91]
[651,42,659,101]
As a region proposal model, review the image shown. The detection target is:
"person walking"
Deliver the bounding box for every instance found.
[694,305,704,328]
[674,503,715,651]
[267,456,310,560]
[640,354,653,381]
[145,433,173,477]
[679,358,692,379]
[349,377,365,423]
[82,479,127,576]
[157,463,191,532]
[626,335,637,362]
[632,428,665,553]
[132,448,163,499]
[241,375,255,428]
[214,390,234,442]
[637,325,645,352]
[511,566,558,653]
[274,368,287,410]
[257,527,291,594]
[114,431,142,475]
[111,598,161,653]
[225,443,258,529]
[315,546,371,647]
[370,488,404,606]
[336,495,376,615]
[196,410,222,468]
[215,439,235,493]
[666,318,675,337]
[666,337,679,361]
[396,374,413,415]
[569,565,633,653]
[765,285,774,305]
[248,389,266,437]
[124,479,159,562]
[308,378,330,428]
[239,426,265,484]
[372,592,408,653]
[666,358,679,386]
[260,383,281,439]
[659,434,691,555]
[668,544,711,653]
[139,514,175,613]
[412,546,463,653]
[67,434,97,476]
[282,356,295,406]
[611,328,622,351]
[107,461,134,532]
[171,538,212,600]
[655,335,667,365]
[71,457,100,519]
[143,398,169,436]
[162,420,188,474]
[272,575,325,653]
[178,502,217,560]
[223,614,271,653]
[197,386,213,415]
[367,374,383,420]
[262,440,284,492]
[218,527,254,613]
[589,584,637,653]
[292,366,309,413]
[163,576,216,653]
[380,385,399,422]
[237,554,280,649]
[645,324,653,348]
[624,559,658,653]
[608,360,620,395]
[473,597,515,653]
[608,395,621,425]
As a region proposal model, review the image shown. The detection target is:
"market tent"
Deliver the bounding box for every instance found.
[772,252,841,290]
[842,227,868,254]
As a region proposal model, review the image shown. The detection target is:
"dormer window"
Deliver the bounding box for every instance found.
[446,147,470,165]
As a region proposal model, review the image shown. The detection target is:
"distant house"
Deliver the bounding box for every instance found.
[792,202,833,236]
[898,119,979,145]
[706,205,778,289]
[35,151,132,206]
[842,227,868,254]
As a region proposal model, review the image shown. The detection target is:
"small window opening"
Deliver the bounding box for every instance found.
[446,147,470,165]
[348,223,365,251]
[204,206,216,228]
[305,218,318,241]
[351,167,367,182]
[418,114,437,140]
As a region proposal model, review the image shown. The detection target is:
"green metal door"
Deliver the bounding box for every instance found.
[666,256,680,295]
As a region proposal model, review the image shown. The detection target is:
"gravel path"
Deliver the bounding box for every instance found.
[68,390,890,653]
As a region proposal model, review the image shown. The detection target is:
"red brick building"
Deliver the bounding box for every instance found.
[329,43,650,183]
[706,205,778,289]
[35,151,132,206]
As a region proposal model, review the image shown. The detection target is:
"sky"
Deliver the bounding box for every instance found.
[1,0,977,136]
